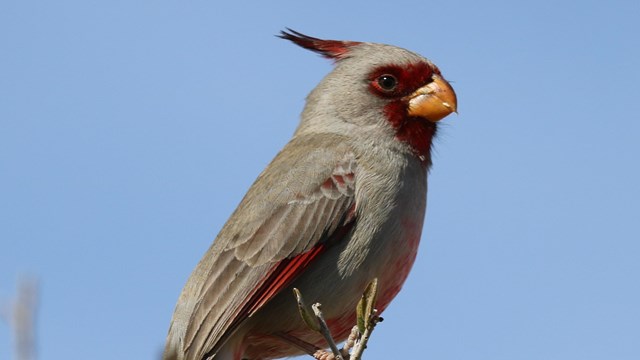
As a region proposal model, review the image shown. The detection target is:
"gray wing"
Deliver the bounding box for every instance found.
[165,133,358,359]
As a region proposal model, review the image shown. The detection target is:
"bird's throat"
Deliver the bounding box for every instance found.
[384,102,437,167]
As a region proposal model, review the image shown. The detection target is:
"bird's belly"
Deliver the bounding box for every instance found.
[241,160,428,359]
[241,208,426,359]
[375,216,424,312]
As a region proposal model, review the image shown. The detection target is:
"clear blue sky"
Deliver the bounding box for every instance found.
[1,1,639,359]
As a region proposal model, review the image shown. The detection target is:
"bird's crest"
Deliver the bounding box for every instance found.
[279,28,360,60]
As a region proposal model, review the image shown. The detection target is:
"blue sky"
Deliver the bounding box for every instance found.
[1,1,639,359]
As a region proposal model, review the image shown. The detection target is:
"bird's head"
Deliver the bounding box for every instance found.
[280,29,457,163]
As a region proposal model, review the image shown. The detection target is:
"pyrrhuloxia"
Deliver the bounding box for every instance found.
[164,29,457,360]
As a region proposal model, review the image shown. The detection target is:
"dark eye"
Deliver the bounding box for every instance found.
[377,74,398,91]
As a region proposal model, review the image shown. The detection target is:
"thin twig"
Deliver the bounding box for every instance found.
[342,326,359,354]
[312,303,344,360]
[293,278,382,360]
[350,310,380,360]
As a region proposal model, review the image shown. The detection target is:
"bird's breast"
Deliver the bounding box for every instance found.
[339,152,428,310]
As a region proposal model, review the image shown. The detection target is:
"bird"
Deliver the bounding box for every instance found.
[163,29,457,360]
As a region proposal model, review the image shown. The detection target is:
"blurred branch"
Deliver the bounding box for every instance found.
[3,277,39,360]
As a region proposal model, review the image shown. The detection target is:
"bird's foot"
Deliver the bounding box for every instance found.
[313,348,350,360]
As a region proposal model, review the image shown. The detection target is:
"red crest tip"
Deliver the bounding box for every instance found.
[278,28,360,60]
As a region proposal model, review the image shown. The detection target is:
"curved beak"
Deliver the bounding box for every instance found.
[406,75,457,122]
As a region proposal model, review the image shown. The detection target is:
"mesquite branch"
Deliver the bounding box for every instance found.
[292,278,381,360]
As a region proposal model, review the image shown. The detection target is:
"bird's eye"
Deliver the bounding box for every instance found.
[377,75,398,91]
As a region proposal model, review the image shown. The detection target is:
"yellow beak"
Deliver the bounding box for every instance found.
[406,75,457,122]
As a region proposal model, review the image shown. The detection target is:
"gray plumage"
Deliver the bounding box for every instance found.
[164,31,455,360]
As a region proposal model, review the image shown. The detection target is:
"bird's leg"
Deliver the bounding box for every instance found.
[272,332,320,356]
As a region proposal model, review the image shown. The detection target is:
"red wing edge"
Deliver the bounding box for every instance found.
[203,207,356,358]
